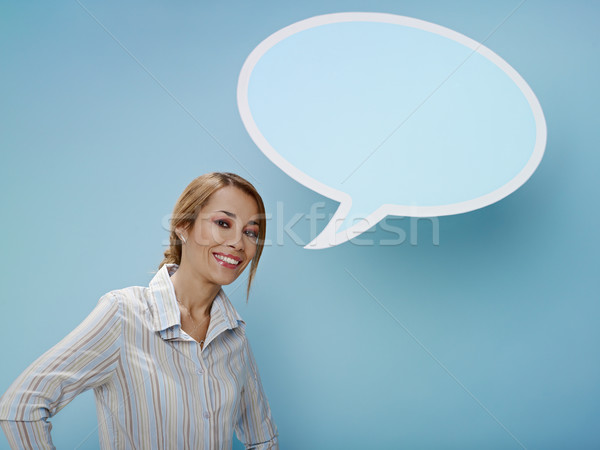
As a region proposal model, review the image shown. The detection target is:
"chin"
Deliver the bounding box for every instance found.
[213,272,240,286]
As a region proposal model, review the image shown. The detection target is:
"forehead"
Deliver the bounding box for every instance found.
[202,186,260,219]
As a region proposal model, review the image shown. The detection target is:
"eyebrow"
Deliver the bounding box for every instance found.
[215,210,259,226]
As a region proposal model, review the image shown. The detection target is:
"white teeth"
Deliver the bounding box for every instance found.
[214,254,240,265]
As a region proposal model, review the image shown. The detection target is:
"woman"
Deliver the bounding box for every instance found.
[0,172,279,449]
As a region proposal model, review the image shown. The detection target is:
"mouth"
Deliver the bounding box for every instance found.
[212,252,242,269]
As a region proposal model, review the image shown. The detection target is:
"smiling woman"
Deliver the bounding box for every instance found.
[160,172,267,303]
[0,173,279,449]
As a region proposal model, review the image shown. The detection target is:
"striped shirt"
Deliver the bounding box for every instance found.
[0,263,278,449]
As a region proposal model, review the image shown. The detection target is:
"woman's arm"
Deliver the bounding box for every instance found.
[0,292,122,449]
[235,337,279,450]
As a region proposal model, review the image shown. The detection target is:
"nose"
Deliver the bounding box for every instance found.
[225,227,245,253]
[227,240,243,253]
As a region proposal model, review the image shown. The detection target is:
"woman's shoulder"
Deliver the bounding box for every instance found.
[100,285,152,314]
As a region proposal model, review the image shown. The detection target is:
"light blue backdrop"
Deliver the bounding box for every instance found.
[1,1,598,449]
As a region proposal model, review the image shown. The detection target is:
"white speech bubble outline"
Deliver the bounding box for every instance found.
[237,12,547,249]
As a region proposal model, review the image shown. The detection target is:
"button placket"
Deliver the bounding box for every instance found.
[195,343,206,375]
[166,339,205,376]
[198,341,214,424]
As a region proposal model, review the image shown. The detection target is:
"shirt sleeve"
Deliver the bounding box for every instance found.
[0,292,122,450]
[234,337,279,450]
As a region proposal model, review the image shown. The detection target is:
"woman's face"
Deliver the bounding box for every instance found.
[178,186,261,287]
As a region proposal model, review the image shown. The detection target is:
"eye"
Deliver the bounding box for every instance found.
[215,219,231,228]
[245,229,259,239]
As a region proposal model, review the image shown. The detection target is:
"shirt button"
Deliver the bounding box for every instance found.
[196,369,203,375]
[203,412,210,419]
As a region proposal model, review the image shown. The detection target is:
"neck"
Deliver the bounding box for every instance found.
[169,262,220,318]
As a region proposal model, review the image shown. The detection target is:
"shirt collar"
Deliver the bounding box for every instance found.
[148,263,245,340]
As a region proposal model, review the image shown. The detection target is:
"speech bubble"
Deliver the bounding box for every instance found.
[237,12,546,249]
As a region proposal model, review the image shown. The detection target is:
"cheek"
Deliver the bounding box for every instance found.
[245,248,257,264]
[192,227,216,246]
[241,260,252,272]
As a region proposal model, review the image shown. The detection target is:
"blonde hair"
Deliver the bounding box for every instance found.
[159,172,266,302]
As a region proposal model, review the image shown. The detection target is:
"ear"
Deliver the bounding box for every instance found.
[175,226,186,242]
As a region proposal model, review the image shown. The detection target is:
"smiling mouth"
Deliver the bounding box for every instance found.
[212,252,241,269]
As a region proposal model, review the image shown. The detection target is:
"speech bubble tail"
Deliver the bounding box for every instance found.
[304,201,381,249]
[303,200,351,249]
[303,221,341,249]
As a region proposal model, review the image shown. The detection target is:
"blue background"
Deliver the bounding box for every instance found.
[0,1,598,449]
